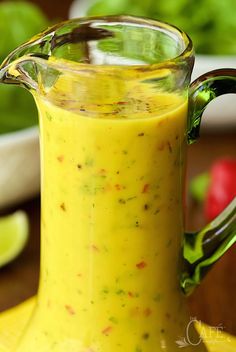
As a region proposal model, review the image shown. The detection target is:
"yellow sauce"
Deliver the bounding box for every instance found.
[14,62,207,351]
[2,296,236,352]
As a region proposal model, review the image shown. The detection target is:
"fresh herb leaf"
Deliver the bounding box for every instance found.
[0,1,49,134]
[87,0,236,55]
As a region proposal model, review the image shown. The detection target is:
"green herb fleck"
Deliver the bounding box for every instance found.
[153,293,162,302]
[102,288,109,294]
[85,157,94,167]
[135,347,142,352]
[109,316,118,324]
[116,289,125,295]
[127,196,137,201]
[103,245,109,252]
[46,112,52,121]
[118,198,126,204]
[80,183,105,195]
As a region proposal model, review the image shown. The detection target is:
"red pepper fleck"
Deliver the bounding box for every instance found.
[102,326,113,335]
[205,159,236,221]
[60,203,66,211]
[158,142,165,151]
[99,168,107,174]
[115,184,122,190]
[57,155,64,162]
[65,305,75,315]
[142,184,149,193]
[144,308,152,317]
[157,118,166,127]
[91,244,99,252]
[136,261,147,269]
[128,291,134,298]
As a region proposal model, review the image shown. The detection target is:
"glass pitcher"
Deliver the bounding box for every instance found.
[0,16,235,352]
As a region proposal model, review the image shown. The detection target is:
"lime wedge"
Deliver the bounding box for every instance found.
[0,211,29,267]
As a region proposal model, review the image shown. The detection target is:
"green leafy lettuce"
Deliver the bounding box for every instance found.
[87,0,236,55]
[0,1,49,134]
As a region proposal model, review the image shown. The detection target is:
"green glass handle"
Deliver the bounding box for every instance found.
[181,69,236,295]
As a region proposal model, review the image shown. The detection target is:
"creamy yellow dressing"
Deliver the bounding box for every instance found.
[14,65,206,351]
[2,297,236,352]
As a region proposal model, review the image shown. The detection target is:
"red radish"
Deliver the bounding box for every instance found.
[205,159,236,221]
[190,158,236,221]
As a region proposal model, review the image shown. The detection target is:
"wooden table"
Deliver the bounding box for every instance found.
[0,132,235,335]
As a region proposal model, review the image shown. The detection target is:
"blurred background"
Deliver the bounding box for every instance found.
[0,0,235,338]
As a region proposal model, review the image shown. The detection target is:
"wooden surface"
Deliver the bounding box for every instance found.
[0,132,235,335]
[0,0,236,338]
[30,0,72,20]
[186,133,236,335]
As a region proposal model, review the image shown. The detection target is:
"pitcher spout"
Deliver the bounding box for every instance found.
[0,55,39,89]
[0,25,55,90]
[0,16,116,92]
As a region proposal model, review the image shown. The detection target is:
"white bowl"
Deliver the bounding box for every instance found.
[0,127,40,210]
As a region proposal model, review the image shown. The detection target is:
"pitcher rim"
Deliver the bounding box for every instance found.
[1,15,194,72]
[47,15,194,69]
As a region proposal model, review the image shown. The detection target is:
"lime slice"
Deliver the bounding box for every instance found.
[0,211,29,267]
